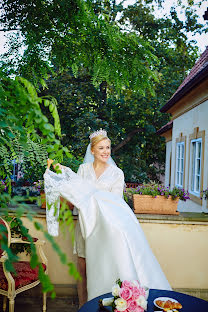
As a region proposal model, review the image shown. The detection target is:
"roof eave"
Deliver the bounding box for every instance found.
[156,120,173,135]
[160,63,208,113]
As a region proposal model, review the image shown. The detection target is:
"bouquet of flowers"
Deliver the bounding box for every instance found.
[101,279,148,312]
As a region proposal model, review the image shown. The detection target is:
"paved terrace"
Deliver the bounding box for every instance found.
[0,295,79,312]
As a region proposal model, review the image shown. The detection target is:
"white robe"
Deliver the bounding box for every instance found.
[44,167,171,300]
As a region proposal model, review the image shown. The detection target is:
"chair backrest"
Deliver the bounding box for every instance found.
[0,217,11,257]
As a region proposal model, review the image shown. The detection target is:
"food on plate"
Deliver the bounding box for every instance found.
[155,299,182,310]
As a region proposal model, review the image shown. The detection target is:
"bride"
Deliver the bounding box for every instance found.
[44,129,171,304]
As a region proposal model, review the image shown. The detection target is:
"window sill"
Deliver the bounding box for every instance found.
[188,193,202,205]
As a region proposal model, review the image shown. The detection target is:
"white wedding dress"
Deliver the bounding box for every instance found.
[44,166,171,300]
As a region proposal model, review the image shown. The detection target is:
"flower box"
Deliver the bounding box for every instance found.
[133,194,179,215]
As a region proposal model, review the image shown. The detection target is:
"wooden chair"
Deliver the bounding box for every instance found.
[0,217,48,312]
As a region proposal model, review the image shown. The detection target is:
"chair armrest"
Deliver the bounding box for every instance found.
[11,238,46,246]
[0,254,7,262]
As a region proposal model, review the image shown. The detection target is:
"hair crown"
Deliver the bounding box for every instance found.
[89,129,107,140]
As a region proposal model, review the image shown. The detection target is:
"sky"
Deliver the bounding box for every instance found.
[120,0,208,53]
[0,0,207,55]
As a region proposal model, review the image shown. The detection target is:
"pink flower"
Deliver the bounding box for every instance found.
[122,280,133,289]
[131,287,141,300]
[132,286,146,300]
[127,300,140,312]
[119,287,132,301]
[127,307,144,312]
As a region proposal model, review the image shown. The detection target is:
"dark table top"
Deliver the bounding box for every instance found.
[78,289,208,312]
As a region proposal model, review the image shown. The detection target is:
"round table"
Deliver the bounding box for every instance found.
[78,289,208,312]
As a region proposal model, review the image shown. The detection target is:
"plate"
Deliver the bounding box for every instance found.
[154,297,179,309]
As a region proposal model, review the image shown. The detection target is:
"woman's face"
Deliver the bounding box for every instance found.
[91,139,111,163]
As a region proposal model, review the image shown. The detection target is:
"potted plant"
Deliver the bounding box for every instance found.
[6,216,32,255]
[201,188,208,209]
[34,180,45,208]
[201,189,208,200]
[125,183,190,215]
[12,184,40,204]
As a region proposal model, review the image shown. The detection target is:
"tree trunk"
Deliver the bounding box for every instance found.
[112,128,145,153]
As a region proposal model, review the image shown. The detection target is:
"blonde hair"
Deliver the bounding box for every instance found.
[90,135,110,150]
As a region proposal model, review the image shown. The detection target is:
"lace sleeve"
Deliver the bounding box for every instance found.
[44,168,78,236]
[44,170,63,236]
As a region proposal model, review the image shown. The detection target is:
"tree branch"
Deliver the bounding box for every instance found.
[112,128,145,153]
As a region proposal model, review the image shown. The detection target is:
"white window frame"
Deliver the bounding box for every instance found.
[189,138,202,197]
[175,142,184,188]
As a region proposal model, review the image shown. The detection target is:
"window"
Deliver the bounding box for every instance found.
[190,138,202,196]
[175,142,184,188]
[175,133,186,189]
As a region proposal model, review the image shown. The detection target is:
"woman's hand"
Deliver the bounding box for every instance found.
[53,163,62,171]
[47,158,54,169]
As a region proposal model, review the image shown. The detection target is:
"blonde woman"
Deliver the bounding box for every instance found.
[45,130,171,306]
[73,130,124,307]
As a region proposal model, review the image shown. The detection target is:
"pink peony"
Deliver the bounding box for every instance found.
[131,287,141,300]
[127,300,139,312]
[122,280,133,289]
[131,286,146,300]
[119,287,132,301]
[127,307,144,312]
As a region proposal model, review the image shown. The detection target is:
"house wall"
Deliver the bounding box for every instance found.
[170,99,208,212]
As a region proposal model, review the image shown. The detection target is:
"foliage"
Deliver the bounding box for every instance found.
[1,1,204,183]
[37,0,202,182]
[125,183,190,201]
[3,216,32,255]
[0,0,158,94]
[0,71,78,295]
[0,72,72,186]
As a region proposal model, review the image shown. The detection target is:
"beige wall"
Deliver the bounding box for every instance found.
[141,220,208,289]
[21,214,208,293]
[22,216,77,286]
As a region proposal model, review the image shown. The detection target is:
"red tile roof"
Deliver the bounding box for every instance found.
[156,120,173,135]
[173,46,208,96]
[160,46,208,113]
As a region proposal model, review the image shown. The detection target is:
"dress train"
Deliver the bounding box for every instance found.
[44,168,171,300]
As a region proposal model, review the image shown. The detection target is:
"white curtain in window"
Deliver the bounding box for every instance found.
[191,139,202,195]
[176,142,184,187]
